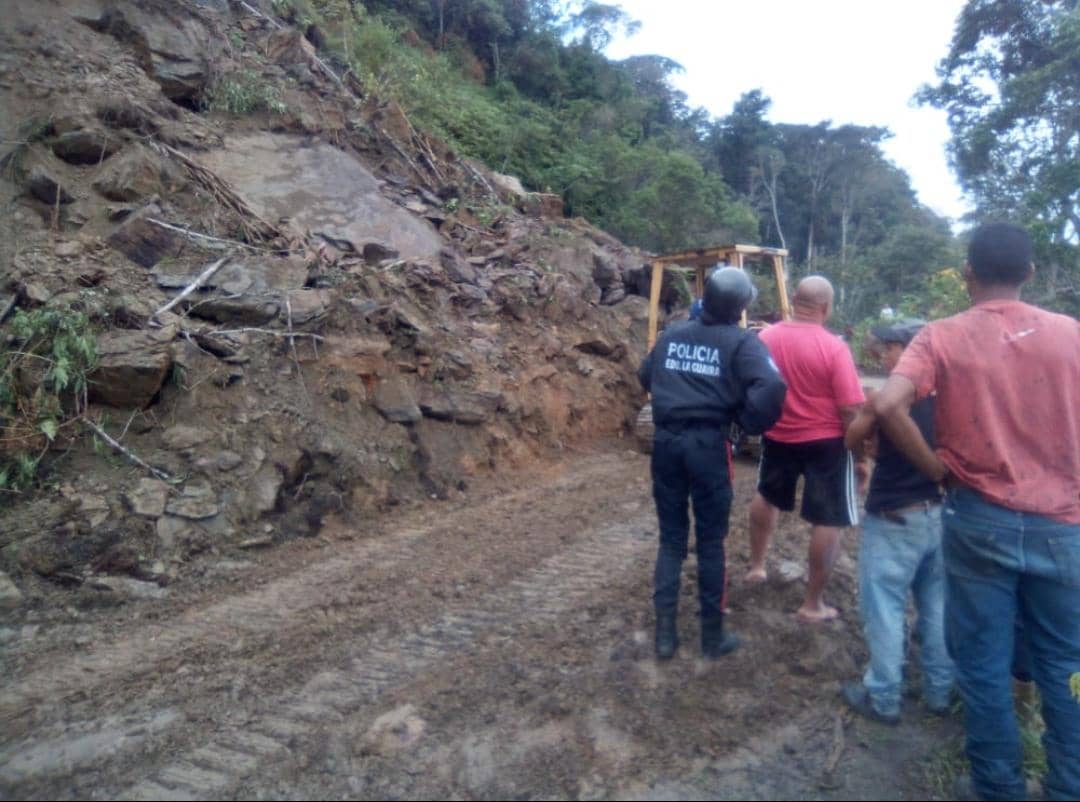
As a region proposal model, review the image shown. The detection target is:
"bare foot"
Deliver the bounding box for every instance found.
[795,604,839,623]
[744,568,767,585]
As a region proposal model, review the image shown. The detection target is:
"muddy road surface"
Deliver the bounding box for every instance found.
[0,445,959,800]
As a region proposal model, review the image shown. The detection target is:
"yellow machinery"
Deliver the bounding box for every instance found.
[636,244,791,453]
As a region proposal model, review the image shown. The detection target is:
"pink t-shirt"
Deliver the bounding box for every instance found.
[893,300,1080,523]
[759,321,865,443]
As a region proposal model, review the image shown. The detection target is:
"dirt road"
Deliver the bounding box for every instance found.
[0,444,959,800]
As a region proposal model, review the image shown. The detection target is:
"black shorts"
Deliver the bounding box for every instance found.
[757,436,858,527]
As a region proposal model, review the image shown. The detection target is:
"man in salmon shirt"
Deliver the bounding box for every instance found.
[746,276,865,623]
[874,223,1079,802]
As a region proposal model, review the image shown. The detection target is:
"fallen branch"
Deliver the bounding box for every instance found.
[207,328,325,341]
[147,218,289,253]
[285,295,310,399]
[149,256,230,324]
[81,417,172,481]
[151,142,281,243]
[818,709,849,790]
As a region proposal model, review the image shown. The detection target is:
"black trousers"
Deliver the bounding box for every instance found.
[651,425,733,619]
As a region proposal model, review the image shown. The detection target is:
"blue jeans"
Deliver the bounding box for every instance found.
[652,426,732,620]
[943,488,1080,801]
[858,506,954,716]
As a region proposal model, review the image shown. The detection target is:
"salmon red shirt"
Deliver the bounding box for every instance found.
[759,321,865,443]
[893,300,1080,523]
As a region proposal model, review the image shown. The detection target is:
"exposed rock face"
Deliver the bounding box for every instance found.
[165,481,219,520]
[374,377,422,424]
[124,478,170,518]
[51,129,121,165]
[193,134,444,261]
[28,165,74,205]
[92,145,182,202]
[106,203,180,268]
[418,388,501,426]
[0,0,654,589]
[89,327,176,408]
[75,2,223,104]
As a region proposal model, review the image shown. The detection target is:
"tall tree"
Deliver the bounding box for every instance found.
[918,0,1079,309]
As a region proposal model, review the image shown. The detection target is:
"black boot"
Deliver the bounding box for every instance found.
[701,615,741,659]
[655,612,678,660]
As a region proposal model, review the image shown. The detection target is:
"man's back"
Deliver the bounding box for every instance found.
[760,321,864,443]
[895,300,1080,522]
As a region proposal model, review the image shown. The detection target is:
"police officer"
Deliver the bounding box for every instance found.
[639,266,787,660]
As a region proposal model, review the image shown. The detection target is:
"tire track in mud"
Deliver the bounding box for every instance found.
[0,454,633,729]
[0,452,659,798]
[113,519,655,800]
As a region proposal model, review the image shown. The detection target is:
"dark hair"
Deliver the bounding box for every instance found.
[967,223,1033,285]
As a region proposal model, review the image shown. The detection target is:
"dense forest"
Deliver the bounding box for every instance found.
[280,0,1077,325]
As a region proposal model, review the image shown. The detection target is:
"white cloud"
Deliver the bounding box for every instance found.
[606,0,974,225]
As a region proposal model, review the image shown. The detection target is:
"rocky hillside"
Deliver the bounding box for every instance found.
[0,0,669,610]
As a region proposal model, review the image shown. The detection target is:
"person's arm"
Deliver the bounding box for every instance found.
[832,341,866,432]
[733,336,787,435]
[873,374,947,482]
[844,406,876,453]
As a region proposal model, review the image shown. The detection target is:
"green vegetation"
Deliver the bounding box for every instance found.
[0,305,98,494]
[919,0,1080,316]
[205,69,288,115]
[275,0,1075,325]
[929,694,1049,796]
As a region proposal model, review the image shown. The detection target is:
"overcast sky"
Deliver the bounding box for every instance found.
[605,0,972,227]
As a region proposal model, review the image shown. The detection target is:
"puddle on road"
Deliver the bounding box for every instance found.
[193,133,444,261]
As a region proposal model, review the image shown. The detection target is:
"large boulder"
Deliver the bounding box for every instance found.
[89,327,175,408]
[52,128,122,166]
[107,203,180,268]
[373,376,422,424]
[76,4,223,104]
[92,145,183,202]
[418,388,501,425]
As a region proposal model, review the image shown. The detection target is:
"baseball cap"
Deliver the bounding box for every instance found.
[871,317,927,345]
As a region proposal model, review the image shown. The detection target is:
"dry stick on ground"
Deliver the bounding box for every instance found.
[207,327,325,341]
[80,417,173,482]
[820,709,850,788]
[374,126,427,184]
[151,142,281,244]
[284,295,310,401]
[148,256,231,324]
[147,218,291,253]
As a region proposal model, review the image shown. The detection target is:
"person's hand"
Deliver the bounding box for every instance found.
[855,455,872,495]
[931,457,951,486]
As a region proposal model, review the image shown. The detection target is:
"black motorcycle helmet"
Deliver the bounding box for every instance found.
[701,265,757,324]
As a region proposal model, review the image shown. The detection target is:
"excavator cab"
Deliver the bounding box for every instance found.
[636,244,791,454]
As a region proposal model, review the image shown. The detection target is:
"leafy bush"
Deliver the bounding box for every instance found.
[0,305,97,493]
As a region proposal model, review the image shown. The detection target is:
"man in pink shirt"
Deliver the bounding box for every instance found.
[875,223,1079,801]
[747,276,865,622]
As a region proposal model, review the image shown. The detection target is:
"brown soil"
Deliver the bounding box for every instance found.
[0,447,960,800]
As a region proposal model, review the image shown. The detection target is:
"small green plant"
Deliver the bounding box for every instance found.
[205,70,288,115]
[1071,672,1080,702]
[0,304,98,494]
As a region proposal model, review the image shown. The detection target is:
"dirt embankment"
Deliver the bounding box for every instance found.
[0,0,676,606]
